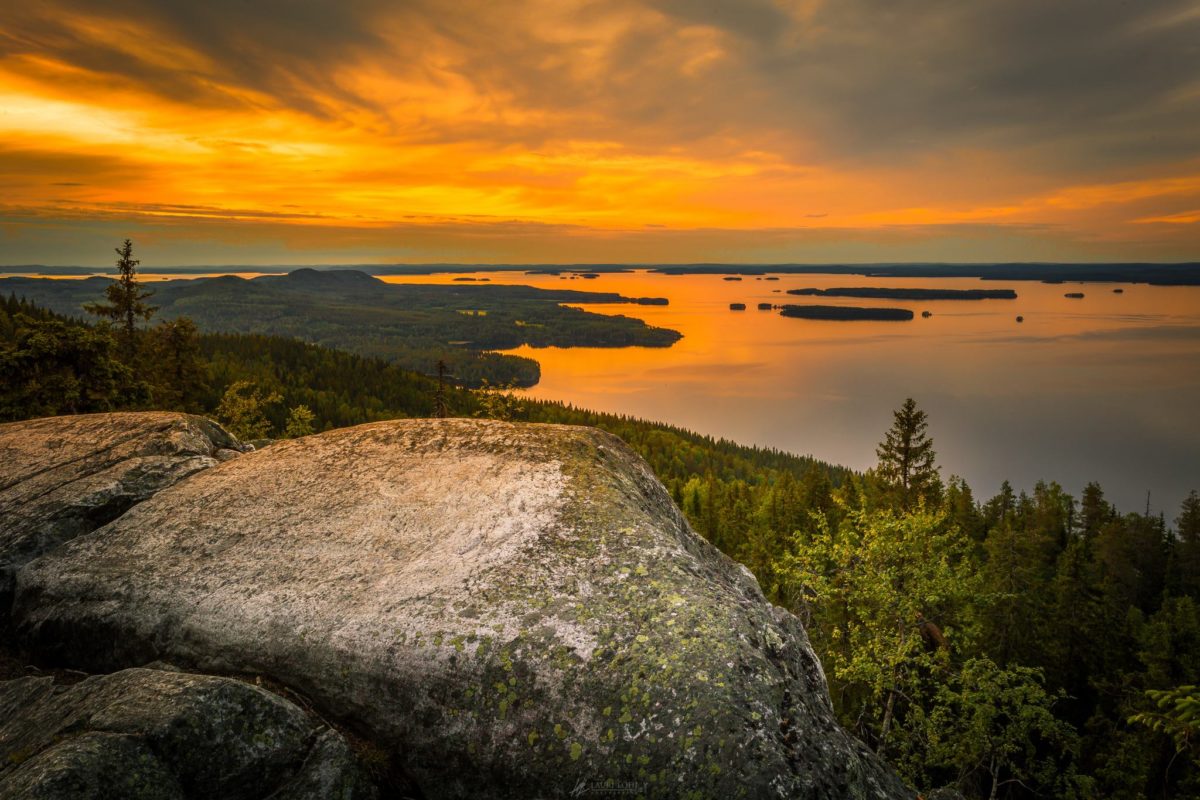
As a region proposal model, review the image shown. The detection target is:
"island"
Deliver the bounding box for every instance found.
[1065,292,1085,298]
[730,302,747,310]
[779,304,914,321]
[758,303,774,310]
[723,276,742,281]
[787,287,1017,300]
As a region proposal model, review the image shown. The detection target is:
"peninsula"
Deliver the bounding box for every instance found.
[0,270,680,387]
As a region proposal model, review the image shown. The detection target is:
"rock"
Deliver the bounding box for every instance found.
[924,789,968,800]
[13,417,910,799]
[0,413,241,611]
[214,448,242,462]
[0,667,375,799]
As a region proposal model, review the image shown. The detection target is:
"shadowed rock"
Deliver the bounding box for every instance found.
[13,416,910,799]
[0,413,241,611]
[0,667,374,799]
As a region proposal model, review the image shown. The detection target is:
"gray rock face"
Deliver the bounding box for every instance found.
[0,667,375,799]
[0,412,240,610]
[13,416,910,799]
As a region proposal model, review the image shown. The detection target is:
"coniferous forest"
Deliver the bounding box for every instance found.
[3,255,1199,799]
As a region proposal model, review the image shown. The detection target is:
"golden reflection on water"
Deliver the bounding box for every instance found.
[382,270,1200,513]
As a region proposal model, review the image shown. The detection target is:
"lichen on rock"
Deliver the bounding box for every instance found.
[10,415,910,799]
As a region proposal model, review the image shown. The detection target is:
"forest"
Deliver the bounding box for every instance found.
[0,268,679,387]
[3,251,1199,799]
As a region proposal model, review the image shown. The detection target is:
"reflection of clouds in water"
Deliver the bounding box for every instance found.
[1052,312,1173,323]
[753,332,918,348]
[492,272,1199,513]
[643,362,767,378]
[983,324,1200,345]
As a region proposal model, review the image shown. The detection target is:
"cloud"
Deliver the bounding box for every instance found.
[7,0,1195,165]
[0,0,1198,262]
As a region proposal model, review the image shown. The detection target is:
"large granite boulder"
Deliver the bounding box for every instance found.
[0,412,240,610]
[0,666,375,799]
[13,417,910,799]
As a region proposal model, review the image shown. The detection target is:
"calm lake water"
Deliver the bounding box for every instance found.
[383,270,1200,515]
[23,268,1200,514]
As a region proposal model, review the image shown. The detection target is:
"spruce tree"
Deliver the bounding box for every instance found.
[432,360,449,418]
[85,238,156,361]
[1176,491,1200,597]
[875,398,940,510]
[151,317,206,410]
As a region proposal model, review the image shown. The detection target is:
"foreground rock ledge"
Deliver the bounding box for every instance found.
[0,666,374,799]
[14,416,910,799]
[0,412,240,610]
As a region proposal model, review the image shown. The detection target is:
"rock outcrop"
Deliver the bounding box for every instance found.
[0,412,240,610]
[0,666,374,799]
[9,414,911,799]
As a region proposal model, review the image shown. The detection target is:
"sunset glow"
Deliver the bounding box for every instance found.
[2,1,1199,264]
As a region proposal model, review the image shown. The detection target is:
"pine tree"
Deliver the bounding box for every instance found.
[1079,482,1112,542]
[151,317,206,410]
[434,360,449,418]
[84,239,156,361]
[1178,492,1200,598]
[875,398,940,510]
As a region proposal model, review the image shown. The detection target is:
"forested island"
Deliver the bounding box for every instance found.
[788,287,1017,300]
[0,269,679,387]
[4,247,1200,799]
[780,304,914,321]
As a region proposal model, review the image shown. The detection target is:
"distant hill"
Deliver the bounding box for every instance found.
[8,262,1199,285]
[0,270,679,387]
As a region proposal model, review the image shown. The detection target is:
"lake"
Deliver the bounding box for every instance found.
[383,269,1200,515]
[21,267,1200,514]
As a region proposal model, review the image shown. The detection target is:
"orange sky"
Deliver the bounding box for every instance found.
[2,0,1199,265]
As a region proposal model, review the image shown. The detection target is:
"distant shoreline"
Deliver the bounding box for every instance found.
[3,262,1199,285]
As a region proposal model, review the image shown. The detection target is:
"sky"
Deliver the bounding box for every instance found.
[2,0,1199,265]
